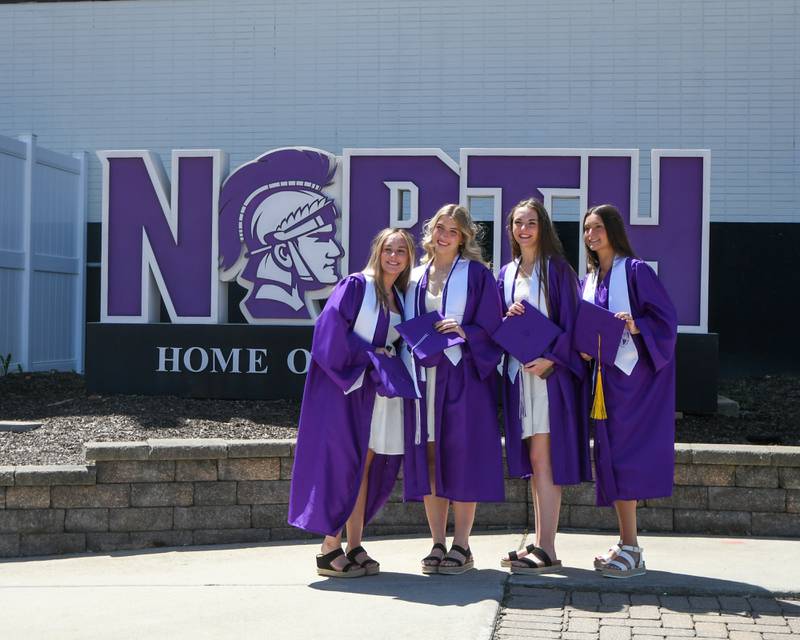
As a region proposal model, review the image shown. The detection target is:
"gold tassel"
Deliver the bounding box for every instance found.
[590,334,608,420]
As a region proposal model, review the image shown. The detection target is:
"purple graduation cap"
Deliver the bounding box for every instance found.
[572,300,626,366]
[492,300,563,364]
[395,310,465,366]
[367,351,420,399]
[573,299,627,421]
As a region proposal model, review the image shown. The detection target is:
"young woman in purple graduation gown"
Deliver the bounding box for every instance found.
[288,228,416,578]
[401,204,503,575]
[579,204,677,578]
[496,199,592,574]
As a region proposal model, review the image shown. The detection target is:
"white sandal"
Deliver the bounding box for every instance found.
[601,544,646,578]
[593,540,622,570]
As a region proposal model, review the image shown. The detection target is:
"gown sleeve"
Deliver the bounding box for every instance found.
[629,260,678,373]
[543,258,586,379]
[310,274,374,392]
[461,262,503,380]
[496,263,509,315]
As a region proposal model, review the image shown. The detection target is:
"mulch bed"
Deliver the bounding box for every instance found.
[1,372,798,466]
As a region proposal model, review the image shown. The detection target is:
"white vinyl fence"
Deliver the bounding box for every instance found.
[0,134,87,374]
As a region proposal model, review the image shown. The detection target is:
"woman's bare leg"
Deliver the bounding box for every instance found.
[614,499,638,547]
[319,449,375,571]
[320,532,348,570]
[423,442,448,565]
[439,500,476,568]
[529,434,561,560]
[345,449,376,562]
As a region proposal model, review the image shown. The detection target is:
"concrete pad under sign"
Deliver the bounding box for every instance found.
[0,421,42,433]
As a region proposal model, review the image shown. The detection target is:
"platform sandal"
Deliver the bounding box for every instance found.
[510,546,563,575]
[316,547,366,578]
[421,542,447,574]
[346,545,380,576]
[593,540,622,570]
[601,544,646,579]
[500,543,538,568]
[437,544,474,575]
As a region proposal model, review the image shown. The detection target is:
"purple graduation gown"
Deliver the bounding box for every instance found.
[498,256,593,485]
[581,259,677,507]
[288,273,402,536]
[402,260,505,502]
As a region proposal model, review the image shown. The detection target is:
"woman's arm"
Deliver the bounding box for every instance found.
[310,275,374,391]
[629,260,678,373]
[542,258,587,379]
[459,262,504,379]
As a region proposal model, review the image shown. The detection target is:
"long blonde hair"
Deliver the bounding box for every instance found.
[363,228,416,310]
[420,204,486,265]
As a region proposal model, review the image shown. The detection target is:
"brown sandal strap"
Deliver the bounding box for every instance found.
[317,547,360,572]
[505,543,536,562]
[346,546,378,569]
[530,547,553,566]
[422,542,447,565]
[443,544,472,566]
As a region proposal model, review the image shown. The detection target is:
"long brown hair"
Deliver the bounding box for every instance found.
[420,204,486,266]
[363,228,416,310]
[582,204,636,273]
[506,198,565,315]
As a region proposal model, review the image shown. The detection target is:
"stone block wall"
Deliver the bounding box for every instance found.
[0,440,798,558]
[562,444,800,537]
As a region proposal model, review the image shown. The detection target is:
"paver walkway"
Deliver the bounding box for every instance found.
[494,588,800,640]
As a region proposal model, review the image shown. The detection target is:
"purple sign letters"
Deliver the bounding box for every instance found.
[99,147,709,331]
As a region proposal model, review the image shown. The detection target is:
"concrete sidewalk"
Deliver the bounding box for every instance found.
[0,531,798,640]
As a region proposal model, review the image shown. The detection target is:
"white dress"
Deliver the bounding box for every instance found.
[368,311,405,455]
[514,271,551,438]
[423,289,442,443]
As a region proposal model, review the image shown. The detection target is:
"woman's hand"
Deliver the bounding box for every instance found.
[523,357,554,378]
[580,352,593,362]
[435,318,466,340]
[375,346,395,358]
[505,302,525,317]
[614,312,640,335]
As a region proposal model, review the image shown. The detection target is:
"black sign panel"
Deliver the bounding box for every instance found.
[86,323,313,399]
[87,324,719,412]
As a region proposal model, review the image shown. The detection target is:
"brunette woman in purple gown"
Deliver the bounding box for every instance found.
[579,204,677,578]
[401,204,503,575]
[496,199,591,574]
[288,228,415,578]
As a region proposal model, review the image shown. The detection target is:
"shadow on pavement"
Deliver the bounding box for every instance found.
[309,568,508,606]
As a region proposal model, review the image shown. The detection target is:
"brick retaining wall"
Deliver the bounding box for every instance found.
[0,440,798,558]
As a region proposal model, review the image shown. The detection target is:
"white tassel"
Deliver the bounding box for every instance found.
[414,400,422,445]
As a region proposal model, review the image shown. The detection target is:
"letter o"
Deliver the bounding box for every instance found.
[183,347,209,373]
[287,348,311,375]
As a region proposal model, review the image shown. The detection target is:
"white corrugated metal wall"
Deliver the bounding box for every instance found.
[0,134,87,373]
[0,0,797,225]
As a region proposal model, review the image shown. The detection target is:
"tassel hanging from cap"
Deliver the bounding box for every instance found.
[590,334,608,420]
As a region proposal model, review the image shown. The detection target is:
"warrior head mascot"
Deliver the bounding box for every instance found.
[219,148,343,321]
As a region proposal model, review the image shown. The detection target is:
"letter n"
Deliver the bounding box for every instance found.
[98,149,227,323]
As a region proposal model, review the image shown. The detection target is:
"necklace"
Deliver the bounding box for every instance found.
[429,259,454,295]
[518,261,534,278]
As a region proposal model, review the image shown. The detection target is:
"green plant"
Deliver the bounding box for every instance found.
[0,353,11,376]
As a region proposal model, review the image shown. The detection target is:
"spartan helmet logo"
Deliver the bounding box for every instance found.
[219,148,343,322]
